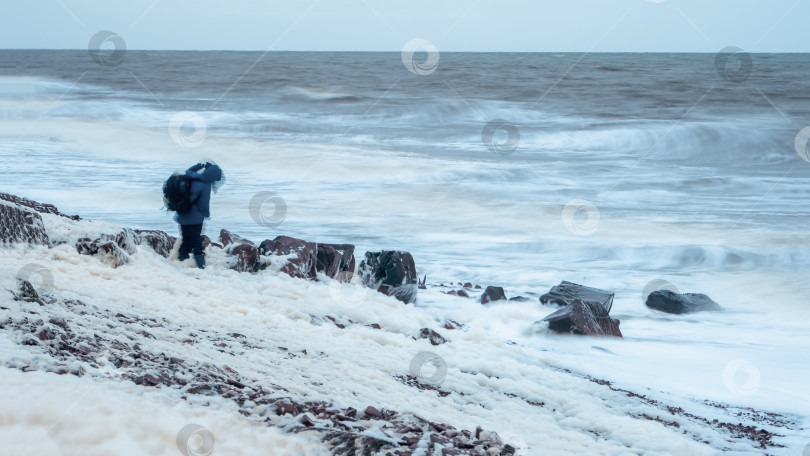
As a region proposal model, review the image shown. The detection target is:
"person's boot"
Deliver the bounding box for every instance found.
[177,252,190,261]
[193,254,205,269]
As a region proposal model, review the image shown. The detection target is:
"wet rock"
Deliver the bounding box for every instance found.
[364,406,384,419]
[509,296,532,302]
[133,229,176,257]
[219,229,254,247]
[541,299,622,337]
[230,244,259,273]
[357,251,418,304]
[540,281,614,312]
[456,289,470,298]
[0,192,80,220]
[646,290,722,314]
[13,280,45,305]
[480,286,507,304]
[316,243,355,281]
[0,201,50,246]
[75,229,137,267]
[259,236,319,279]
[419,328,447,346]
[201,235,222,250]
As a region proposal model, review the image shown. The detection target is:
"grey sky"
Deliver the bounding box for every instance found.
[1,0,806,52]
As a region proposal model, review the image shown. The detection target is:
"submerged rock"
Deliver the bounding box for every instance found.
[357,251,418,304]
[259,236,319,279]
[480,286,507,304]
[133,229,176,258]
[75,229,137,268]
[316,243,355,281]
[0,201,50,246]
[542,299,622,337]
[540,280,614,312]
[646,290,722,314]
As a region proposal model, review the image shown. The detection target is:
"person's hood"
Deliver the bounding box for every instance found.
[187,164,222,184]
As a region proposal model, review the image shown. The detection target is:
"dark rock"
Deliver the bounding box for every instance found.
[364,406,384,419]
[442,320,464,330]
[133,229,176,257]
[219,229,254,247]
[646,290,722,314]
[259,236,318,279]
[13,280,45,305]
[316,243,355,281]
[0,192,80,220]
[480,286,507,304]
[0,201,50,246]
[540,281,614,312]
[419,328,447,346]
[357,251,418,304]
[541,299,622,337]
[418,275,427,290]
[509,296,532,302]
[229,244,259,273]
[463,282,473,289]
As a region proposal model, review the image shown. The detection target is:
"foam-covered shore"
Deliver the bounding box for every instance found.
[0,194,804,455]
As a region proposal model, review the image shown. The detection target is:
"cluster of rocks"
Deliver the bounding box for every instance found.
[3,279,519,456]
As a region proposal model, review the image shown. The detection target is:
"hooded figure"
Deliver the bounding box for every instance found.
[176,162,223,269]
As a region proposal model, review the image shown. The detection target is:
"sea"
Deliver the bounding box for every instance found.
[1,50,809,441]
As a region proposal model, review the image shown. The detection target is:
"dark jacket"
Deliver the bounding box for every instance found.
[175,164,223,225]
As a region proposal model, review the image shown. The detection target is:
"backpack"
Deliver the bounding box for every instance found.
[163,173,194,213]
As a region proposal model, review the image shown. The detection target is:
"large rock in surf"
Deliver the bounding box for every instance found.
[0,200,50,246]
[358,251,418,304]
[540,280,614,312]
[133,229,176,258]
[646,290,722,314]
[259,236,318,279]
[230,243,260,273]
[480,286,507,304]
[316,243,355,282]
[219,229,254,248]
[542,299,622,337]
[76,229,137,268]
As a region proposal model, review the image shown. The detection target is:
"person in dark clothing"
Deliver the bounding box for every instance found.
[176,162,223,269]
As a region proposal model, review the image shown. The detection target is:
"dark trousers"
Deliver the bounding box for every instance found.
[178,223,204,259]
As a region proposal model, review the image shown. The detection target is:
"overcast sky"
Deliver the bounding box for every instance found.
[1,0,806,52]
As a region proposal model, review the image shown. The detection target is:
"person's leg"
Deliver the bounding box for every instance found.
[189,223,205,269]
[177,224,192,261]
